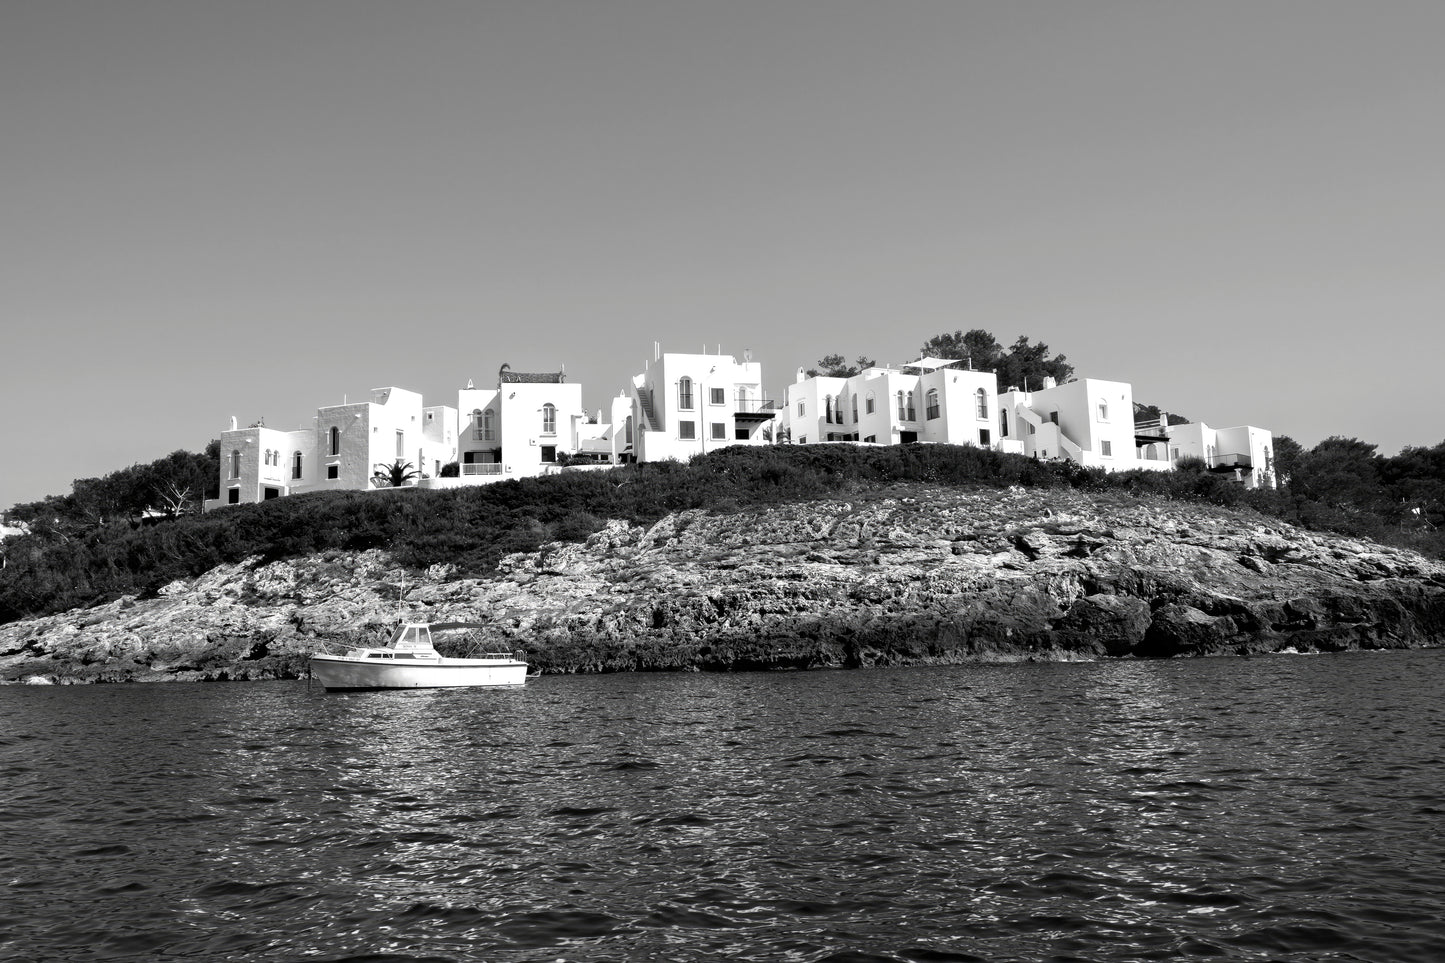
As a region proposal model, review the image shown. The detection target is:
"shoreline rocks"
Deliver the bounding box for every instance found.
[3,486,1443,683]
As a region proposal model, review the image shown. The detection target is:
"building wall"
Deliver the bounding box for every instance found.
[780,364,1003,449]
[457,387,504,477]
[999,378,1165,472]
[217,425,311,505]
[631,351,774,462]
[1164,421,1276,488]
[498,381,584,476]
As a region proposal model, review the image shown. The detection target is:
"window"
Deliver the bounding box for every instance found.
[329,426,341,456]
[229,450,241,478]
[710,387,725,405]
[624,416,633,445]
[292,452,303,479]
[863,434,876,443]
[540,445,556,463]
[797,399,805,416]
[542,404,556,434]
[865,391,875,414]
[711,422,727,440]
[227,488,240,504]
[678,421,696,440]
[1097,399,1109,422]
[327,464,339,480]
[852,395,859,422]
[678,377,694,410]
[1000,411,1009,436]
[1100,440,1113,457]
[979,429,991,446]
[897,391,906,420]
[975,388,989,420]
[481,409,495,441]
[824,395,833,424]
[396,430,404,458]
[925,389,940,420]
[907,393,916,420]
[263,487,280,500]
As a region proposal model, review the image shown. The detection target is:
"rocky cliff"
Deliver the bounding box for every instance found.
[3,485,1443,683]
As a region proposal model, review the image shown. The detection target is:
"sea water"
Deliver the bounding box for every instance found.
[3,649,1443,961]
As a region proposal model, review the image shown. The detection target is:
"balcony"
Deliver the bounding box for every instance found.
[734,397,780,421]
[1208,452,1253,473]
[462,463,503,476]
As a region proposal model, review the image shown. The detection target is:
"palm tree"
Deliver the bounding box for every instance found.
[372,460,421,488]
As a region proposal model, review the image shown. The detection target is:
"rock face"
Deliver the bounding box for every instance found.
[3,486,1443,682]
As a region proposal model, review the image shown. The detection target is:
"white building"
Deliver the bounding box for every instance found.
[997,377,1168,472]
[780,358,1006,449]
[209,386,458,509]
[1150,418,1277,489]
[622,346,778,462]
[453,368,585,482]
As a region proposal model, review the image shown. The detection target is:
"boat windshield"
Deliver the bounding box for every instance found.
[389,624,432,649]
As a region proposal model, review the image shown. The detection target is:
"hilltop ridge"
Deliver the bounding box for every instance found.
[3,482,1442,683]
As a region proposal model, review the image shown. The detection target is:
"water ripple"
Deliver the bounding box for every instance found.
[3,650,1445,961]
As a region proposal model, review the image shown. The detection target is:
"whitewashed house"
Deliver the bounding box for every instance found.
[622,346,779,462]
[780,358,1005,449]
[451,368,585,483]
[997,377,1171,473]
[209,386,458,509]
[1144,418,1277,489]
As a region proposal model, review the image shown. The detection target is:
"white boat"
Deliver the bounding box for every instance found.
[309,622,528,691]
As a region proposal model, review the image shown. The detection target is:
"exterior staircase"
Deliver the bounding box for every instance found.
[630,377,661,432]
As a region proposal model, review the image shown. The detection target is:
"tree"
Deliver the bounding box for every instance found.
[1270,435,1305,488]
[919,329,1004,371]
[993,336,1073,391]
[1288,436,1381,509]
[1133,403,1190,427]
[806,353,877,378]
[918,329,1072,389]
[372,460,421,488]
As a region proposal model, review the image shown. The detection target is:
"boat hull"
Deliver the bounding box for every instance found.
[310,655,528,691]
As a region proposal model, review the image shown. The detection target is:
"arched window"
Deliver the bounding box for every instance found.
[1097,399,1109,422]
[907,392,916,420]
[624,415,634,445]
[292,451,303,479]
[677,377,694,410]
[925,389,940,420]
[824,395,833,424]
[230,450,241,478]
[897,391,906,420]
[865,391,875,415]
[975,388,988,419]
[473,409,484,440]
[329,426,340,456]
[1000,410,1009,437]
[851,394,859,422]
[481,409,495,441]
[542,403,556,434]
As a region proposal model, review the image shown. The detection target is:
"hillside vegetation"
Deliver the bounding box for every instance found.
[4,439,1443,628]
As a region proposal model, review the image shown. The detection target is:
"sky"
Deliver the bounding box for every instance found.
[4,0,1444,508]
